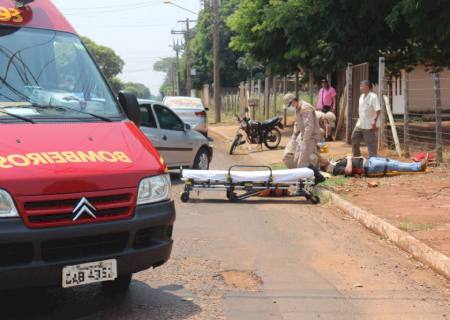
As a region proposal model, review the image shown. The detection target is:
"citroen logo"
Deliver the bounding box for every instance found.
[73,197,97,221]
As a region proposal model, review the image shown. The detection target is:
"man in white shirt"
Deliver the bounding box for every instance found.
[351,80,381,157]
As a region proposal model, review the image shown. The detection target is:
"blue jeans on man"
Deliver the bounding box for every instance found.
[366,157,422,175]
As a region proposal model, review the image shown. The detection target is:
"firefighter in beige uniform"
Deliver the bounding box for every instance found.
[283,94,322,168]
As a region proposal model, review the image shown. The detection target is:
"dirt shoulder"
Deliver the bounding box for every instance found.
[210,124,450,258]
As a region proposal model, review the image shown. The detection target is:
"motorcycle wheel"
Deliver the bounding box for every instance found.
[264,128,282,150]
[229,133,243,155]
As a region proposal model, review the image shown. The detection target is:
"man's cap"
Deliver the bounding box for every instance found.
[283,93,296,108]
[321,79,328,83]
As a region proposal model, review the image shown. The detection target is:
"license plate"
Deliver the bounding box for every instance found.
[62,259,117,288]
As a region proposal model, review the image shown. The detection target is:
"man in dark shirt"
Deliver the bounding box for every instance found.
[325,155,427,177]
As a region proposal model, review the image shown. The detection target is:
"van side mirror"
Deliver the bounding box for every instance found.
[184,123,191,131]
[118,91,140,127]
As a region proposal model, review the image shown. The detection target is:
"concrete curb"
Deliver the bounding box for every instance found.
[322,189,450,280]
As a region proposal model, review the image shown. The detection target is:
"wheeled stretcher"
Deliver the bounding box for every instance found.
[180,165,320,204]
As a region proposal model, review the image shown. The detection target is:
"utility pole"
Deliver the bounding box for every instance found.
[172,18,196,96]
[172,39,182,95]
[212,0,221,123]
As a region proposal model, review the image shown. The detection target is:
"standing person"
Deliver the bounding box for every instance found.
[316,79,337,140]
[282,93,322,168]
[351,80,381,157]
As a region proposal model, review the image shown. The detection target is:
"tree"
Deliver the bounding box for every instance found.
[227,0,297,76]
[228,0,450,78]
[386,0,450,71]
[122,82,152,99]
[190,0,257,89]
[81,36,125,83]
[153,57,178,97]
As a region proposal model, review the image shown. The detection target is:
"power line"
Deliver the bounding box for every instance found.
[64,3,160,16]
[60,1,160,12]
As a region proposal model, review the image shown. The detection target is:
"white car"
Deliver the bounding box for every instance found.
[163,96,208,137]
[138,99,213,170]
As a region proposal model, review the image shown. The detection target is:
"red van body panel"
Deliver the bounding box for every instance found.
[0,121,165,196]
[0,1,175,290]
[0,0,76,33]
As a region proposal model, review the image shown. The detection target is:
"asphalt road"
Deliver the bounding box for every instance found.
[1,133,449,320]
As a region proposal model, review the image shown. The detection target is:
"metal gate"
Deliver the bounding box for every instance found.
[346,63,370,143]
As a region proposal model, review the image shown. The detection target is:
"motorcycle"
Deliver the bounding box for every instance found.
[229,115,283,155]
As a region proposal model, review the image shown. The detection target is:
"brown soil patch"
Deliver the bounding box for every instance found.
[219,270,263,292]
[331,166,450,256]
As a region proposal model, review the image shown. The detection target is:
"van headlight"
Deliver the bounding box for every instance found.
[137,174,171,205]
[0,189,19,218]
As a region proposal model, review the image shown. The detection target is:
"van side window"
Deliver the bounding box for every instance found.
[154,105,184,131]
[140,105,157,128]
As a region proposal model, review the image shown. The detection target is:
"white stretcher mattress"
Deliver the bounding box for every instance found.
[182,168,315,184]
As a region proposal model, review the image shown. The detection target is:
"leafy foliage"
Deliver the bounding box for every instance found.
[228,0,450,77]
[81,37,152,97]
[81,36,124,83]
[190,0,258,89]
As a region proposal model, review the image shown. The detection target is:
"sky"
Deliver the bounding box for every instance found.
[52,0,201,96]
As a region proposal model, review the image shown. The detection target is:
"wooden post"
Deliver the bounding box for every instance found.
[264,67,271,119]
[433,73,443,164]
[378,57,386,150]
[309,70,314,104]
[272,75,277,116]
[295,72,299,99]
[202,84,210,110]
[245,82,250,112]
[346,63,353,144]
[384,95,402,157]
[403,71,410,158]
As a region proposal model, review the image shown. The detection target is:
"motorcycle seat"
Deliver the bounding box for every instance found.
[262,117,280,126]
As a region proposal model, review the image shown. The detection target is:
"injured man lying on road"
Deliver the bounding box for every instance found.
[321,155,428,177]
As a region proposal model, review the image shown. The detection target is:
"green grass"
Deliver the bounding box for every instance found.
[399,220,433,232]
[321,176,349,189]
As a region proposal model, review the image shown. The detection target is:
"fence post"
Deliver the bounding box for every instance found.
[378,57,386,150]
[403,71,410,158]
[239,82,245,114]
[202,84,210,110]
[309,70,314,104]
[346,63,353,144]
[272,75,278,116]
[264,67,271,119]
[433,73,443,164]
[245,82,250,112]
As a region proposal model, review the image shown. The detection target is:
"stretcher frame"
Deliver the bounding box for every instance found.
[180,165,320,204]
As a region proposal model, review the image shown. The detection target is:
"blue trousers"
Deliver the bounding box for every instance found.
[367,157,422,174]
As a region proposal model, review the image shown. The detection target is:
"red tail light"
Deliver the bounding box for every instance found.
[195,111,207,117]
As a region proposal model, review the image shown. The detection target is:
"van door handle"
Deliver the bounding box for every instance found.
[162,135,167,141]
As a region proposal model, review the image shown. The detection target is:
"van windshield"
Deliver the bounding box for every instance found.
[0,27,123,122]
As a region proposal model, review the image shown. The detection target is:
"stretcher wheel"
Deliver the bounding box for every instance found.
[310,195,320,205]
[181,192,190,203]
[227,192,238,203]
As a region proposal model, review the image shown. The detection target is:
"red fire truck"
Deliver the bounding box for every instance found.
[0,0,175,292]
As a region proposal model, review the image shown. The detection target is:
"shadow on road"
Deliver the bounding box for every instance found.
[187,198,312,205]
[0,280,200,320]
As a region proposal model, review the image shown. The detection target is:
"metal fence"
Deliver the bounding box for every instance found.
[381,69,450,165]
